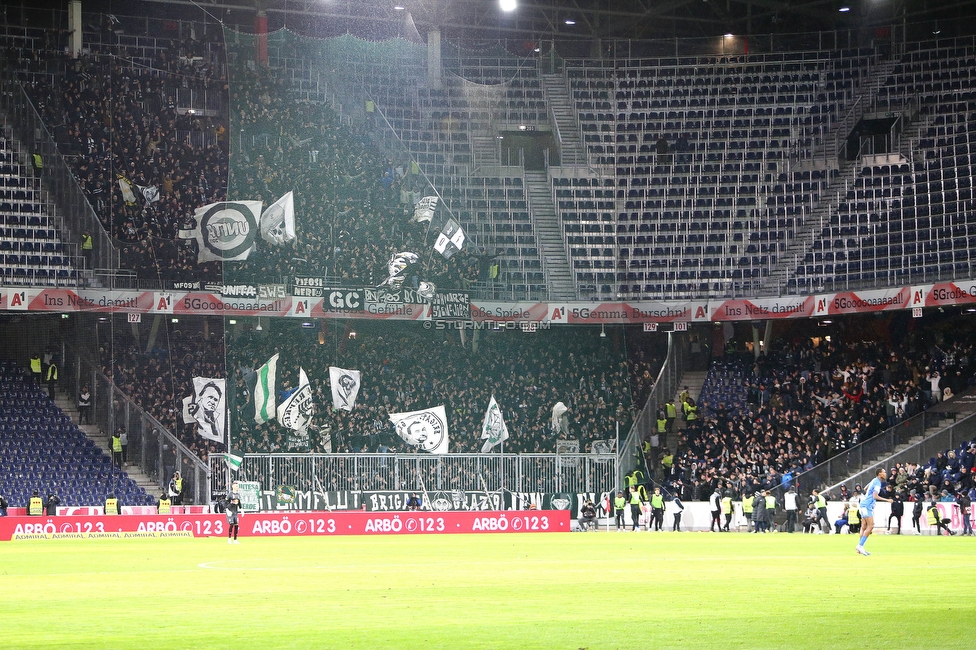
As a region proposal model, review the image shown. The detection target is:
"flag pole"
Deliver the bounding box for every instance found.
[417,474,433,512]
[500,441,506,504]
[314,475,333,513]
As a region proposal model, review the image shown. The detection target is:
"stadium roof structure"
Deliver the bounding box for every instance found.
[30,0,976,43]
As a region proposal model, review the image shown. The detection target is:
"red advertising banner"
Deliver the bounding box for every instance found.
[0,511,570,541]
[9,284,976,322]
[709,295,816,321]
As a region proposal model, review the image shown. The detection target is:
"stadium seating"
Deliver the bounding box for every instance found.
[0,130,76,285]
[788,42,976,293]
[0,361,152,507]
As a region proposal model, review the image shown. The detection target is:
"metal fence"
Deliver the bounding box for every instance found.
[824,413,976,494]
[65,352,210,505]
[0,61,116,275]
[792,410,955,494]
[210,453,618,502]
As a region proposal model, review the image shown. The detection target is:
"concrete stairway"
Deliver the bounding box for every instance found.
[668,370,708,452]
[53,391,159,495]
[471,134,500,170]
[524,170,577,299]
[541,73,586,166]
[759,162,860,296]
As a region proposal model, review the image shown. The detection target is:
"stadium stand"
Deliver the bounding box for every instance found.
[224,321,638,454]
[787,41,976,293]
[97,316,226,462]
[560,51,877,299]
[15,34,229,283]
[660,331,976,502]
[0,126,77,285]
[0,360,152,506]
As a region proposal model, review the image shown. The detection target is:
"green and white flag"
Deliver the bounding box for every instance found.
[224,453,243,472]
[480,394,509,452]
[253,353,279,424]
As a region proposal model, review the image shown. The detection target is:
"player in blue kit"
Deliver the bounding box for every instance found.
[856,468,891,556]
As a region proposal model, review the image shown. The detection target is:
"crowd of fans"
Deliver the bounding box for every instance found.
[224,64,483,289]
[654,331,976,503]
[98,317,226,460]
[12,37,228,280]
[227,321,636,455]
[10,33,489,289]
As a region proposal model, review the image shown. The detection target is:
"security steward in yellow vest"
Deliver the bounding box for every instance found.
[764,493,777,532]
[169,472,184,505]
[721,493,733,531]
[847,502,860,534]
[741,493,755,532]
[660,450,674,479]
[29,354,42,383]
[80,231,93,268]
[157,493,172,515]
[28,490,44,516]
[613,492,627,530]
[665,400,677,432]
[683,399,697,423]
[927,503,954,535]
[45,361,58,399]
[104,495,119,515]
[812,490,829,532]
[111,432,123,468]
[628,486,644,531]
[650,488,666,531]
[625,469,644,490]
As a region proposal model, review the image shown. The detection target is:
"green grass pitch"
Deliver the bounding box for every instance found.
[1,531,973,649]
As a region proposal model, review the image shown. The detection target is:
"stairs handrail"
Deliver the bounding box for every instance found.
[821,411,976,495]
[792,406,956,494]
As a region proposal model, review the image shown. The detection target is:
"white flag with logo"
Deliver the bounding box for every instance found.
[389,405,449,454]
[480,394,509,452]
[253,353,279,424]
[118,177,137,204]
[434,218,466,259]
[191,200,263,263]
[260,191,297,246]
[189,377,226,443]
[137,184,160,204]
[329,367,361,412]
[378,251,419,288]
[412,195,438,223]
[277,368,314,432]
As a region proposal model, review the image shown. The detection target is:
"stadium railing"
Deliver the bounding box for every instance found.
[617,331,685,486]
[64,351,209,505]
[210,452,618,504]
[792,408,957,494]
[824,411,976,494]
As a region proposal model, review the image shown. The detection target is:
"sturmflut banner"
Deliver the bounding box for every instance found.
[389,406,449,454]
